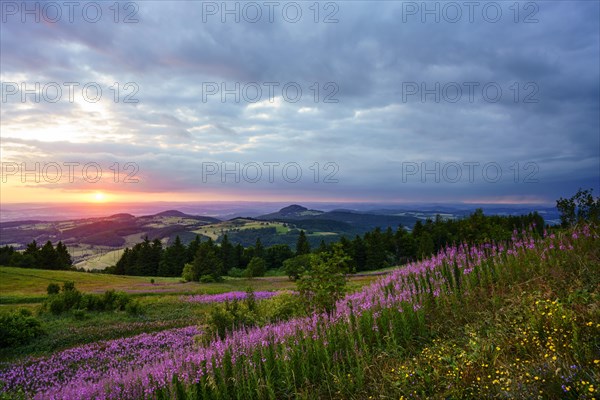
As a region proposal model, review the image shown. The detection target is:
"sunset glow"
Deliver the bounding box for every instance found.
[92,192,106,202]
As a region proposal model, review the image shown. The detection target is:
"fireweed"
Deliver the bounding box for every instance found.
[0,225,596,399]
[181,291,281,304]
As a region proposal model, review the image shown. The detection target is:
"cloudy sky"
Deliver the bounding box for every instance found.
[1,1,598,205]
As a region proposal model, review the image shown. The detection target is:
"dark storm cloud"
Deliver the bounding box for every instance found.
[1,0,598,203]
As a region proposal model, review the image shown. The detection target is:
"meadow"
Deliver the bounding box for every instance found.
[0,225,598,399]
[0,266,379,363]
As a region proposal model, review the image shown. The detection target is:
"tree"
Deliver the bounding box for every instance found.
[55,241,72,269]
[244,256,266,278]
[186,235,202,263]
[114,247,133,275]
[0,246,15,266]
[265,244,293,270]
[351,235,367,272]
[557,188,600,227]
[283,254,313,281]
[158,236,187,277]
[219,234,235,273]
[417,232,435,260]
[23,240,40,267]
[364,228,388,270]
[191,241,223,281]
[39,241,59,270]
[296,230,311,255]
[254,238,265,259]
[296,244,350,314]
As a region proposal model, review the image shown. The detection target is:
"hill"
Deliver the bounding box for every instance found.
[258,205,418,232]
[2,224,596,398]
[0,211,222,267]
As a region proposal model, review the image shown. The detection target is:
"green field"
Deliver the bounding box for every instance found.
[0,265,382,362]
[192,219,290,240]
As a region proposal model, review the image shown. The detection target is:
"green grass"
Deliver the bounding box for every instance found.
[75,248,126,270]
[0,265,382,363]
[146,226,599,400]
[0,266,184,297]
[0,265,381,302]
[191,220,291,240]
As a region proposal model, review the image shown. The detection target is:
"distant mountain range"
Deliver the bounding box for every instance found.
[0,203,561,269]
[257,204,417,232]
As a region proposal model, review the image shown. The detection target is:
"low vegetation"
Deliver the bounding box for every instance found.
[1,221,597,399]
[0,189,597,399]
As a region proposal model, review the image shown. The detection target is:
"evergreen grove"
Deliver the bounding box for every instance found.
[0,240,72,270]
[107,209,546,281]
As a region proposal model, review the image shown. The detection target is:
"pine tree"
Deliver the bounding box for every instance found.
[23,240,40,267]
[55,241,73,269]
[219,234,235,273]
[295,230,311,256]
[39,240,59,270]
[186,235,201,263]
[254,238,265,259]
[192,241,223,281]
[158,236,187,276]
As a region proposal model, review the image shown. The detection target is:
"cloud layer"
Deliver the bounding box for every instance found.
[1,1,598,204]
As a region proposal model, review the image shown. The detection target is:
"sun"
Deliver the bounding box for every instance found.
[92,191,107,202]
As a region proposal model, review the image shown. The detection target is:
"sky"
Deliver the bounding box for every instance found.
[1,0,599,205]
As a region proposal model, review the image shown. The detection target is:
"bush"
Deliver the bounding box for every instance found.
[48,295,66,314]
[227,267,245,278]
[43,283,140,315]
[260,293,303,322]
[182,263,196,282]
[200,274,216,283]
[125,300,143,316]
[71,309,87,320]
[283,254,313,281]
[61,288,82,311]
[244,257,266,278]
[204,294,260,342]
[296,245,349,314]
[79,293,102,311]
[47,283,60,295]
[0,309,44,348]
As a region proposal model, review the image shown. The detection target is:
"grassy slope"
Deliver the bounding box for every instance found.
[0,266,381,301]
[0,266,381,362]
[298,229,600,399]
[145,226,597,400]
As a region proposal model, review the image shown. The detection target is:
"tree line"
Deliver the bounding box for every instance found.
[107,209,546,282]
[0,240,73,270]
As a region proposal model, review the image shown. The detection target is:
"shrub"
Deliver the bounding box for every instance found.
[79,293,102,311]
[260,293,303,322]
[283,254,313,281]
[205,305,236,341]
[227,267,245,278]
[0,309,44,348]
[244,257,266,278]
[71,309,87,320]
[182,263,196,282]
[296,244,349,314]
[46,283,60,295]
[200,274,216,283]
[125,300,143,316]
[43,283,140,315]
[61,289,82,311]
[204,295,260,342]
[47,295,66,315]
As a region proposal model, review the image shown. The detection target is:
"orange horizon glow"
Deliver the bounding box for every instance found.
[0,180,554,206]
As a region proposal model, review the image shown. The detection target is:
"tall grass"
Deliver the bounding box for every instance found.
[1,225,598,399]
